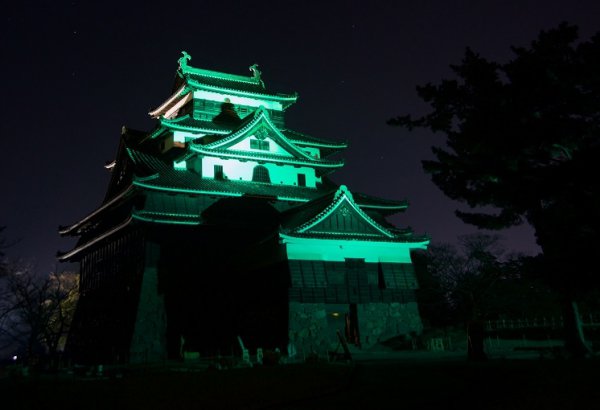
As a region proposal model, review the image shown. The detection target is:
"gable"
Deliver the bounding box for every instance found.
[204,107,312,160]
[294,186,394,238]
[303,200,389,237]
[226,129,294,157]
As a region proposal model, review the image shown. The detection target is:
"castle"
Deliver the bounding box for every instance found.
[59,52,429,364]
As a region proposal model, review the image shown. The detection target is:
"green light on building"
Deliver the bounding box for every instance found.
[58,51,429,365]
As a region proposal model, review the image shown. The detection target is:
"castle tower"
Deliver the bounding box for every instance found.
[59,52,429,364]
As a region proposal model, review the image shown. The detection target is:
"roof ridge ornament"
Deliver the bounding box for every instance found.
[249,63,265,88]
[335,185,353,201]
[178,51,192,75]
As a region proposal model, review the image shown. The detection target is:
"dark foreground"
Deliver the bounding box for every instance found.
[2,354,599,410]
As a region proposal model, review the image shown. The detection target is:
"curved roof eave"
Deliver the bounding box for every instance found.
[358,202,409,211]
[281,129,348,149]
[59,185,134,236]
[289,140,348,150]
[58,216,133,261]
[279,232,431,247]
[182,64,262,85]
[187,79,298,105]
[188,145,345,168]
[148,84,189,118]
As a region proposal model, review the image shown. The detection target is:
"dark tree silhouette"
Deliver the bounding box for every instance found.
[389,23,600,358]
[0,265,78,368]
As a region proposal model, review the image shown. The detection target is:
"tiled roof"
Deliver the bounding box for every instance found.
[189,145,345,169]
[280,231,429,243]
[185,73,297,102]
[139,172,328,202]
[352,192,408,212]
[156,113,347,157]
[186,71,266,94]
[281,129,347,149]
[59,186,135,236]
[279,189,338,229]
[183,108,344,170]
[160,115,233,134]
[126,147,169,177]
[126,147,409,210]
[58,216,133,261]
[279,185,426,243]
[127,148,327,201]
[285,186,395,237]
[130,178,425,243]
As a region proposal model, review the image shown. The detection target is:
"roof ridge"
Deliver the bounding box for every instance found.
[177,51,263,86]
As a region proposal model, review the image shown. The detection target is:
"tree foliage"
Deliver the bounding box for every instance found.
[391,23,600,356]
[389,23,600,268]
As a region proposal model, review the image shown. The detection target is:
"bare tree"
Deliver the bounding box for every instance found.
[426,234,506,323]
[0,263,78,368]
[424,233,507,360]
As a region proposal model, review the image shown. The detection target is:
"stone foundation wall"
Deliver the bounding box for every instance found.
[358,302,423,348]
[288,302,330,358]
[130,242,167,363]
[288,301,423,357]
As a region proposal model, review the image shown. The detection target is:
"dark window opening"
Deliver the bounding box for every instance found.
[345,258,365,269]
[252,165,271,183]
[250,139,270,151]
[214,165,224,180]
[346,304,361,347]
[297,173,306,187]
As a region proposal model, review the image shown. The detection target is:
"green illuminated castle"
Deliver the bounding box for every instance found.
[59,52,429,364]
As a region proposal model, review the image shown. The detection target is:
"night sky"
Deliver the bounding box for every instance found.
[2,1,599,274]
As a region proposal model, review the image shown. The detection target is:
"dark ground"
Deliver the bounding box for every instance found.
[1,351,599,410]
[279,356,600,410]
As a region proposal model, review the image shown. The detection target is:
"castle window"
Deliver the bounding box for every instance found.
[297,173,306,187]
[252,165,271,183]
[250,139,270,151]
[214,164,224,180]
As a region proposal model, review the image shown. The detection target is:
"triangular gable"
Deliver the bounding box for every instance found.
[226,131,293,157]
[292,186,395,238]
[199,107,313,160]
